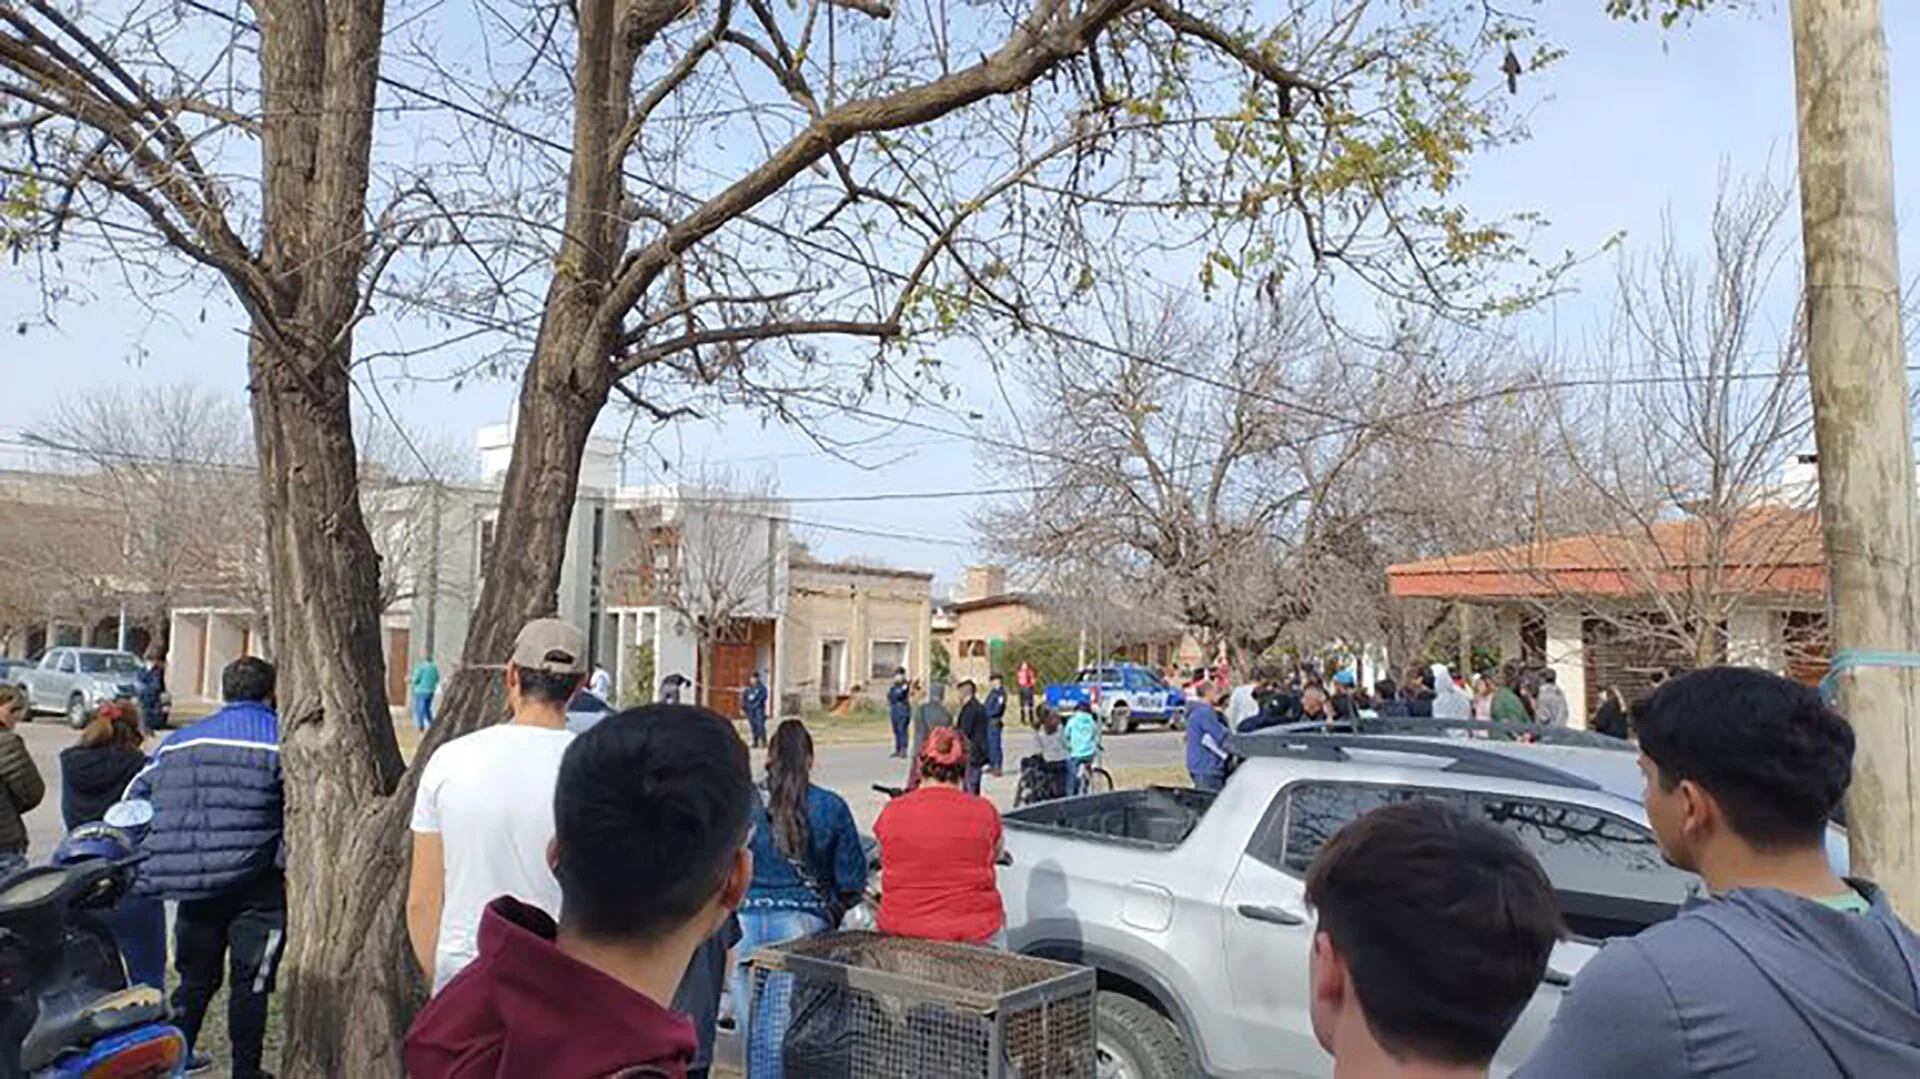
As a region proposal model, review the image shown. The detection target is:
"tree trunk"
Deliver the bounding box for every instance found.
[430,300,613,744]
[248,336,413,1076]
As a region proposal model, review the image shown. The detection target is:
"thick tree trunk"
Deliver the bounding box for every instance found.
[430,300,614,744]
[247,336,414,1076]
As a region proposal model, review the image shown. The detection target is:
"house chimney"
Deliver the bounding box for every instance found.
[964,565,1008,601]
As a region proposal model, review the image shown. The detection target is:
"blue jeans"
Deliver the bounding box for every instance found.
[1193,771,1225,793]
[411,691,434,731]
[100,896,167,990]
[890,711,910,755]
[987,723,1004,771]
[1067,758,1094,797]
[734,907,830,1079]
[747,711,768,747]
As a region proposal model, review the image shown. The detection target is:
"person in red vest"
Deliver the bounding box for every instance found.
[1016,661,1036,725]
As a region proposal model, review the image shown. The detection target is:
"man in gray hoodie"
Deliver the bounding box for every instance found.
[1517,666,1920,1077]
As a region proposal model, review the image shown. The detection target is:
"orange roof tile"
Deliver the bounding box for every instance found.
[1386,508,1826,601]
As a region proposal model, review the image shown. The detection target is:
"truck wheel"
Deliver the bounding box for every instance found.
[1095,991,1190,1079]
[66,693,87,728]
[1105,704,1131,735]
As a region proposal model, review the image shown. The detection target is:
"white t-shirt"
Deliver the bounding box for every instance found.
[1227,684,1261,726]
[411,722,576,993]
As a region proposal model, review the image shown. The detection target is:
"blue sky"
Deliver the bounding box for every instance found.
[3,2,1916,588]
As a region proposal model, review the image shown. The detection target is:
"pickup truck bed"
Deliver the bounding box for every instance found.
[1005,786,1215,850]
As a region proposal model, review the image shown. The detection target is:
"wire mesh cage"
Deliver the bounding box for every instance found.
[745,931,1096,1079]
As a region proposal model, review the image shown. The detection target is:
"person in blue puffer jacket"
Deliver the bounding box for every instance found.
[126,655,284,1079]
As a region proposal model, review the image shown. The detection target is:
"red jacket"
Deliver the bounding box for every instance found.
[405,897,697,1078]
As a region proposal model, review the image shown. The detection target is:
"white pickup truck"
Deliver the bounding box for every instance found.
[15,647,144,727]
[995,725,1851,1079]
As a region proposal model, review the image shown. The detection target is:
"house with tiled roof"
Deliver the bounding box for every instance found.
[1386,507,1828,723]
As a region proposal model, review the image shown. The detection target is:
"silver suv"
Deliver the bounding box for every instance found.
[996,726,1849,1078]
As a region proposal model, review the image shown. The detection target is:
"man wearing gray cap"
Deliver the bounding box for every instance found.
[406,618,588,993]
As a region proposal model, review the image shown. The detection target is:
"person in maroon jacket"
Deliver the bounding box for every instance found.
[405,704,755,1078]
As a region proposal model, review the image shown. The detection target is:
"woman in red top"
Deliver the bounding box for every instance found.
[874,727,1005,946]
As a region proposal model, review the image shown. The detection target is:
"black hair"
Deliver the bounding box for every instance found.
[515,666,583,705]
[222,656,276,703]
[553,704,752,942]
[1631,666,1853,848]
[1306,801,1562,1067]
[766,720,814,861]
[1373,678,1397,701]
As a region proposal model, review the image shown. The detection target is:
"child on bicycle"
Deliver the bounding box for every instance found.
[1064,702,1102,797]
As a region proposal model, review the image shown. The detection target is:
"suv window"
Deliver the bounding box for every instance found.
[1473,793,1698,938]
[1260,781,1697,939]
[57,651,76,673]
[1257,782,1468,872]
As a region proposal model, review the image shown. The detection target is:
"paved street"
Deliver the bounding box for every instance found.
[809,727,1187,830]
[14,716,1188,859]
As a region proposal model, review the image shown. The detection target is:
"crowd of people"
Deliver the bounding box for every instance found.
[3,625,1917,1079]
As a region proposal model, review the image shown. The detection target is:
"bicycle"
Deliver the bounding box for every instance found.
[1072,754,1114,795]
[1012,755,1069,806]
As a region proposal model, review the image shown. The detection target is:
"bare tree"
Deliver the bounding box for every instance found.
[662,474,785,705]
[1520,174,1816,669]
[987,295,1456,664]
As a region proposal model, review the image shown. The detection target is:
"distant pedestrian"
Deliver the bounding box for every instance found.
[1064,701,1102,797]
[983,674,1008,777]
[1491,665,1530,725]
[408,619,584,994]
[905,683,951,789]
[405,704,754,1079]
[127,657,282,1079]
[588,664,613,701]
[1471,672,1497,721]
[409,653,441,732]
[1031,707,1070,798]
[1183,686,1231,793]
[61,701,162,989]
[1517,668,1920,1077]
[1533,668,1569,727]
[1227,677,1263,728]
[1016,661,1036,724]
[735,720,866,1077]
[659,672,688,704]
[137,650,171,729]
[741,670,769,749]
[887,668,912,758]
[1591,686,1629,739]
[954,680,989,794]
[1373,679,1408,719]
[1329,669,1360,720]
[0,686,44,881]
[1429,663,1472,721]
[874,728,1005,947]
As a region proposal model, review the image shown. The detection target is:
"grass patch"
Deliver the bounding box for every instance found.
[1108,763,1191,790]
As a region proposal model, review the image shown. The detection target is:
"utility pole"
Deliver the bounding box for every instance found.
[1790,0,1918,917]
[423,482,442,657]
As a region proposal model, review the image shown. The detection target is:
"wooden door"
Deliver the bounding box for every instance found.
[710,641,755,717]
[386,627,410,706]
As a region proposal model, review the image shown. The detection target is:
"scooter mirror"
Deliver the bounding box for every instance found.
[102,800,154,829]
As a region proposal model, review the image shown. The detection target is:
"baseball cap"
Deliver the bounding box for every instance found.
[510,618,587,675]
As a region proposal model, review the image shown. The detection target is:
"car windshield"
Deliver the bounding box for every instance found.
[78,653,141,674]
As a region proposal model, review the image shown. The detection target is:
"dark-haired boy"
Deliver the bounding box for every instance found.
[407,619,584,994]
[1517,666,1920,1077]
[405,703,754,1078]
[1306,801,1563,1077]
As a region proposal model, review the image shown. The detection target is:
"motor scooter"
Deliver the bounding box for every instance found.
[0,802,186,1079]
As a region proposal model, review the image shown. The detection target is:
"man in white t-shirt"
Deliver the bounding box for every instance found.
[406,618,588,993]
